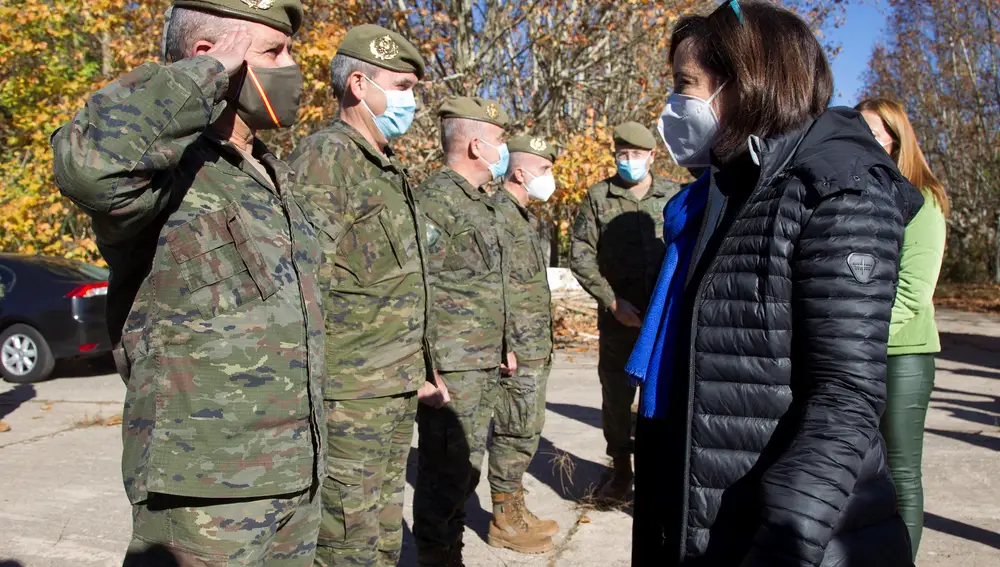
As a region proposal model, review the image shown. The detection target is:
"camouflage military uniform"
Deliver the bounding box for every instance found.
[570,174,679,459]
[287,119,431,567]
[52,56,325,565]
[413,167,509,557]
[488,188,553,495]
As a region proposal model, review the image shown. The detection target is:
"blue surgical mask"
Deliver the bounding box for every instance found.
[480,140,510,180]
[362,76,416,139]
[616,155,649,183]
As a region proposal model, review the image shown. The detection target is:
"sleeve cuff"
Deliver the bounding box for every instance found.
[171,55,230,104]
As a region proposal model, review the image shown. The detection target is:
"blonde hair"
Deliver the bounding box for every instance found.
[856,98,949,216]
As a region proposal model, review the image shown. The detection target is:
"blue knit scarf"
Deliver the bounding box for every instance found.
[625,173,710,419]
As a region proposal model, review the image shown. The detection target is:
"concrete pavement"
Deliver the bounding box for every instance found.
[1,310,998,566]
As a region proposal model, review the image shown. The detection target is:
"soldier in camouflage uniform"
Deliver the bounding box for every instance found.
[569,122,680,502]
[286,25,437,567]
[486,135,560,554]
[413,97,511,566]
[51,1,326,565]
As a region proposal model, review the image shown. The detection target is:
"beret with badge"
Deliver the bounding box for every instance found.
[438,96,510,129]
[507,134,558,163]
[172,0,303,35]
[613,121,657,150]
[336,24,426,80]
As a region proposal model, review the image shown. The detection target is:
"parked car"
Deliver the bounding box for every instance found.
[0,254,112,383]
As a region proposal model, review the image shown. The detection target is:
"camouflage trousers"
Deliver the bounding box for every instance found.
[316,393,418,567]
[598,330,638,459]
[413,367,501,554]
[487,356,552,494]
[124,488,320,567]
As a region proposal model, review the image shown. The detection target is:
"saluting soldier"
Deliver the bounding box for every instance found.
[51,1,326,564]
[569,121,681,501]
[486,135,560,554]
[412,97,511,566]
[286,25,441,567]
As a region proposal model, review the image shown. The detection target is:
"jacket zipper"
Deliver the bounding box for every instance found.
[678,176,773,560]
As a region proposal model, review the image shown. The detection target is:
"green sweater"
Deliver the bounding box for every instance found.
[888,190,946,356]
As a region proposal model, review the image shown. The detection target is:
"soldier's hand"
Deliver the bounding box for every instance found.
[418,371,451,408]
[501,351,518,376]
[612,297,643,329]
[206,24,253,77]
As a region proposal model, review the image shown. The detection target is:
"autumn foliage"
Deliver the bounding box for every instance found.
[1,0,842,266]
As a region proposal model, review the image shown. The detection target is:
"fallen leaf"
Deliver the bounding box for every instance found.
[104,414,123,426]
[0,421,10,432]
[40,404,52,411]
[579,515,592,524]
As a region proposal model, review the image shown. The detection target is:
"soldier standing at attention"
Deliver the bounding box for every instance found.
[486,135,560,554]
[286,25,443,567]
[413,97,511,567]
[51,1,326,565]
[569,121,680,501]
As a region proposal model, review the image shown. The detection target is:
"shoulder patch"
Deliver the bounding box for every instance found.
[847,252,877,284]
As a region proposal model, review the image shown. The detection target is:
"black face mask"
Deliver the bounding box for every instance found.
[231,64,304,130]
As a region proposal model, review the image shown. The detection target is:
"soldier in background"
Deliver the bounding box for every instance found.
[569,121,680,502]
[413,97,511,566]
[486,135,560,554]
[286,24,442,567]
[51,0,326,564]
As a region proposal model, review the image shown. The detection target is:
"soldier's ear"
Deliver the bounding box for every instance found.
[647,150,656,165]
[346,71,368,104]
[469,138,483,160]
[191,40,215,58]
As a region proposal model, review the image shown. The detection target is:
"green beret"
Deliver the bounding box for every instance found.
[173,0,303,35]
[507,134,558,163]
[613,121,657,150]
[438,96,510,129]
[336,24,426,80]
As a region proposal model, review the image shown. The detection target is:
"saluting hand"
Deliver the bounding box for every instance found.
[206,24,253,77]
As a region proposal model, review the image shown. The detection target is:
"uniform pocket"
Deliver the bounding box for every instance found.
[165,203,277,317]
[511,236,541,283]
[443,228,491,274]
[340,204,404,286]
[321,456,378,550]
[493,373,538,437]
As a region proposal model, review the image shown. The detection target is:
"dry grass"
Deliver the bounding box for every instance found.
[935,283,1000,314]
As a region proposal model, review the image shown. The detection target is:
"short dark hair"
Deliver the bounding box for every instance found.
[669,1,833,162]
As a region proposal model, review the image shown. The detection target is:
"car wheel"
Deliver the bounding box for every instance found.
[0,324,55,384]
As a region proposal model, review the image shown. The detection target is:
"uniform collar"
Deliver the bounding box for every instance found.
[331,119,403,173]
[501,186,529,216]
[208,134,287,195]
[443,166,487,201]
[607,173,666,201]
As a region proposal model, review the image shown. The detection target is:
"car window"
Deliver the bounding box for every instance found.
[25,257,109,281]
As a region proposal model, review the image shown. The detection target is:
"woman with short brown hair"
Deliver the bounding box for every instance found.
[627,2,918,565]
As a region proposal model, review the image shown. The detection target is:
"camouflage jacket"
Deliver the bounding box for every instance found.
[287,119,431,399]
[494,188,553,361]
[51,56,325,504]
[570,174,680,315]
[418,167,509,371]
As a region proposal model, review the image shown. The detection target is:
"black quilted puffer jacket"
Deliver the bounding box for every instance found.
[653,108,922,567]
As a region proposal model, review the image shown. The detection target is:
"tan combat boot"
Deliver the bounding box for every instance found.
[515,489,559,537]
[488,492,554,554]
[596,455,633,503]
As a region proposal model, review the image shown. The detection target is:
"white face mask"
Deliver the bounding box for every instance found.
[522,170,556,202]
[657,82,726,167]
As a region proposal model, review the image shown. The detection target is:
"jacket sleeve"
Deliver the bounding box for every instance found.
[570,190,616,310]
[51,56,229,244]
[889,199,946,338]
[419,193,453,370]
[740,180,906,567]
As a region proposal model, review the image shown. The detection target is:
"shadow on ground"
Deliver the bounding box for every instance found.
[926,427,1000,452]
[938,332,1000,370]
[0,384,35,420]
[49,354,117,380]
[925,512,1000,550]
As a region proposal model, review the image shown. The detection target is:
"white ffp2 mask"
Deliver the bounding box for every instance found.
[657,82,726,167]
